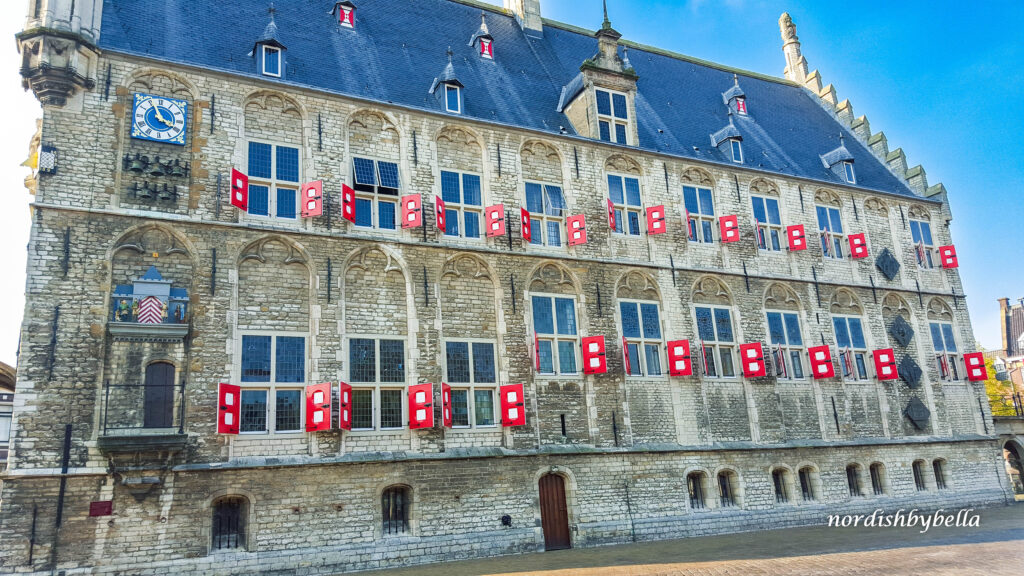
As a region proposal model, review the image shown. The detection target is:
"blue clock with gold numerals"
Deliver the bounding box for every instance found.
[131,92,188,146]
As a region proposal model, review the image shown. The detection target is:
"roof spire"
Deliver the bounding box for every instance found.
[447,46,453,63]
[734,73,739,86]
[602,0,612,30]
[268,2,276,19]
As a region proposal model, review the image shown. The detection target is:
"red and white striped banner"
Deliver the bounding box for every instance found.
[137,296,163,324]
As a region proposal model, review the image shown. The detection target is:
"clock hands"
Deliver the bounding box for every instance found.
[148,98,175,128]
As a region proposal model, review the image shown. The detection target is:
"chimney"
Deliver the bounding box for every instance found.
[1000,297,1010,356]
[504,0,542,36]
[779,13,808,83]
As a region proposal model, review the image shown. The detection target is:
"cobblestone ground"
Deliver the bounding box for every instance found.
[360,503,1023,576]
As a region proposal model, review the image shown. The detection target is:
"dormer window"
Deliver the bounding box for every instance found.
[445,85,461,114]
[736,98,747,115]
[469,13,494,60]
[480,38,493,59]
[843,161,856,184]
[596,89,629,144]
[262,45,281,77]
[334,1,356,28]
[730,140,743,163]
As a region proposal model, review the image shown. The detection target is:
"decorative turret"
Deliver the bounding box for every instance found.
[469,12,494,59]
[779,12,808,83]
[16,0,104,107]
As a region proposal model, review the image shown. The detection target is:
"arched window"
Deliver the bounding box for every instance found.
[845,464,864,497]
[382,485,411,535]
[717,470,739,508]
[869,462,887,496]
[771,468,791,504]
[211,496,248,552]
[912,460,928,491]
[687,471,708,510]
[1004,442,1023,496]
[798,466,818,501]
[932,459,949,490]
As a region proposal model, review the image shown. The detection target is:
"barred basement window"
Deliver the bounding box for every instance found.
[772,468,790,504]
[798,467,817,501]
[933,459,949,490]
[930,321,961,381]
[352,157,400,230]
[441,170,483,239]
[607,173,642,236]
[619,300,664,377]
[695,305,736,379]
[846,464,864,497]
[912,460,928,491]
[212,496,248,552]
[687,471,707,510]
[717,470,739,508]
[382,485,410,535]
[246,142,300,220]
[683,186,716,243]
[348,337,406,430]
[869,462,887,496]
[816,204,845,259]
[910,219,935,269]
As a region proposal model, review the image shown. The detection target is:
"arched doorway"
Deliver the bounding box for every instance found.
[1005,441,1023,497]
[144,362,175,428]
[539,473,570,550]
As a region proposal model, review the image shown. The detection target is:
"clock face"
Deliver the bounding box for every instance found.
[131,93,188,146]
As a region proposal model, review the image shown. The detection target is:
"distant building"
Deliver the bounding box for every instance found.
[998,298,1024,359]
[0,361,14,467]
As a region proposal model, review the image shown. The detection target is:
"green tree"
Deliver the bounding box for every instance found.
[984,358,1018,416]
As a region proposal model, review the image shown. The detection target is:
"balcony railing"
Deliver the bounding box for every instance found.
[99,379,187,452]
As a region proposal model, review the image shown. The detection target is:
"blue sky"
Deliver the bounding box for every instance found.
[0,1,1021,365]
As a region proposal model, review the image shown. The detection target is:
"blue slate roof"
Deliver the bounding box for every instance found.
[99,0,922,200]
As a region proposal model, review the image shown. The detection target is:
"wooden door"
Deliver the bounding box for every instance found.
[539,473,571,550]
[144,362,175,428]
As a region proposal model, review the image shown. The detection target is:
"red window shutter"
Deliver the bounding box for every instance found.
[736,99,747,115]
[341,183,357,223]
[480,39,493,58]
[622,336,631,375]
[300,180,323,218]
[217,383,241,435]
[435,195,447,232]
[739,342,766,377]
[646,205,666,235]
[938,245,958,268]
[305,382,332,432]
[408,383,434,430]
[500,383,526,427]
[667,339,692,376]
[581,335,607,374]
[873,348,899,380]
[337,382,352,431]
[567,214,588,246]
[964,352,988,381]
[401,194,422,228]
[230,169,248,212]
[485,204,506,237]
[849,233,869,259]
[786,224,807,251]
[607,199,616,230]
[719,215,739,243]
[521,207,532,243]
[807,345,835,379]
[441,383,453,427]
[533,331,541,372]
[340,6,354,26]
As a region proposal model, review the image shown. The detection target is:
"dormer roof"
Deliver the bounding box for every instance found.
[468,11,492,46]
[820,134,855,168]
[429,48,463,94]
[251,7,285,53]
[722,74,745,104]
[556,72,585,113]
[710,116,742,147]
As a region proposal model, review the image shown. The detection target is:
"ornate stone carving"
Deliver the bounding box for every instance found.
[748,178,779,196]
[926,298,954,321]
[347,109,398,136]
[692,276,731,305]
[829,289,862,315]
[437,125,481,151]
[814,188,842,207]
[440,254,492,281]
[529,262,577,293]
[907,204,930,221]
[681,166,713,186]
[127,69,196,100]
[345,246,402,277]
[764,283,801,311]
[245,91,303,120]
[863,197,889,217]
[605,154,641,175]
[113,225,190,258]
[616,270,659,300]
[17,34,97,106]
[240,237,308,267]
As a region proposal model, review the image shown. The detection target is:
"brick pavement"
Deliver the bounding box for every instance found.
[359,503,1024,576]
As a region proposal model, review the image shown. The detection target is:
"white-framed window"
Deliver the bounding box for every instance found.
[607,173,642,236]
[816,205,845,259]
[444,340,497,428]
[0,405,12,446]
[238,333,306,434]
[531,294,579,376]
[262,45,282,77]
[348,337,406,431]
[751,195,783,252]
[929,321,961,381]
[730,139,743,163]
[843,161,856,184]
[694,305,736,378]
[441,170,483,239]
[619,300,664,377]
[684,185,715,243]
[246,141,299,220]
[596,88,630,144]
[352,157,400,231]
[765,311,805,379]
[445,84,461,114]
[832,315,868,380]
[910,219,935,269]
[524,181,566,248]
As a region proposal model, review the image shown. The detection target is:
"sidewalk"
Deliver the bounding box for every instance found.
[359,503,1024,575]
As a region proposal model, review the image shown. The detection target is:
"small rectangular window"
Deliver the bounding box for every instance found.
[816,205,846,259]
[751,196,782,251]
[695,305,736,379]
[532,295,579,375]
[595,88,630,144]
[684,186,716,243]
[247,142,300,220]
[843,161,856,184]
[262,46,281,77]
[441,171,483,239]
[240,390,268,433]
[608,174,643,236]
[731,140,743,163]
[445,85,461,113]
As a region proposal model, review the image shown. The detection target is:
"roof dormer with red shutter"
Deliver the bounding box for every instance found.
[468,12,494,59]
[331,1,356,29]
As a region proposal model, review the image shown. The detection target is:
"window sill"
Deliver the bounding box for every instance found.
[347,429,409,436]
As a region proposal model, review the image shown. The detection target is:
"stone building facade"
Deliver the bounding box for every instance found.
[2,0,1014,574]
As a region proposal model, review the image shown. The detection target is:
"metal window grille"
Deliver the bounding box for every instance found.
[212,497,246,551]
[772,470,789,503]
[687,473,705,509]
[799,468,815,501]
[913,462,927,491]
[933,461,947,490]
[274,390,301,432]
[870,464,885,495]
[379,389,403,429]
[382,486,410,535]
[351,389,374,429]
[846,465,862,497]
[718,473,735,507]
